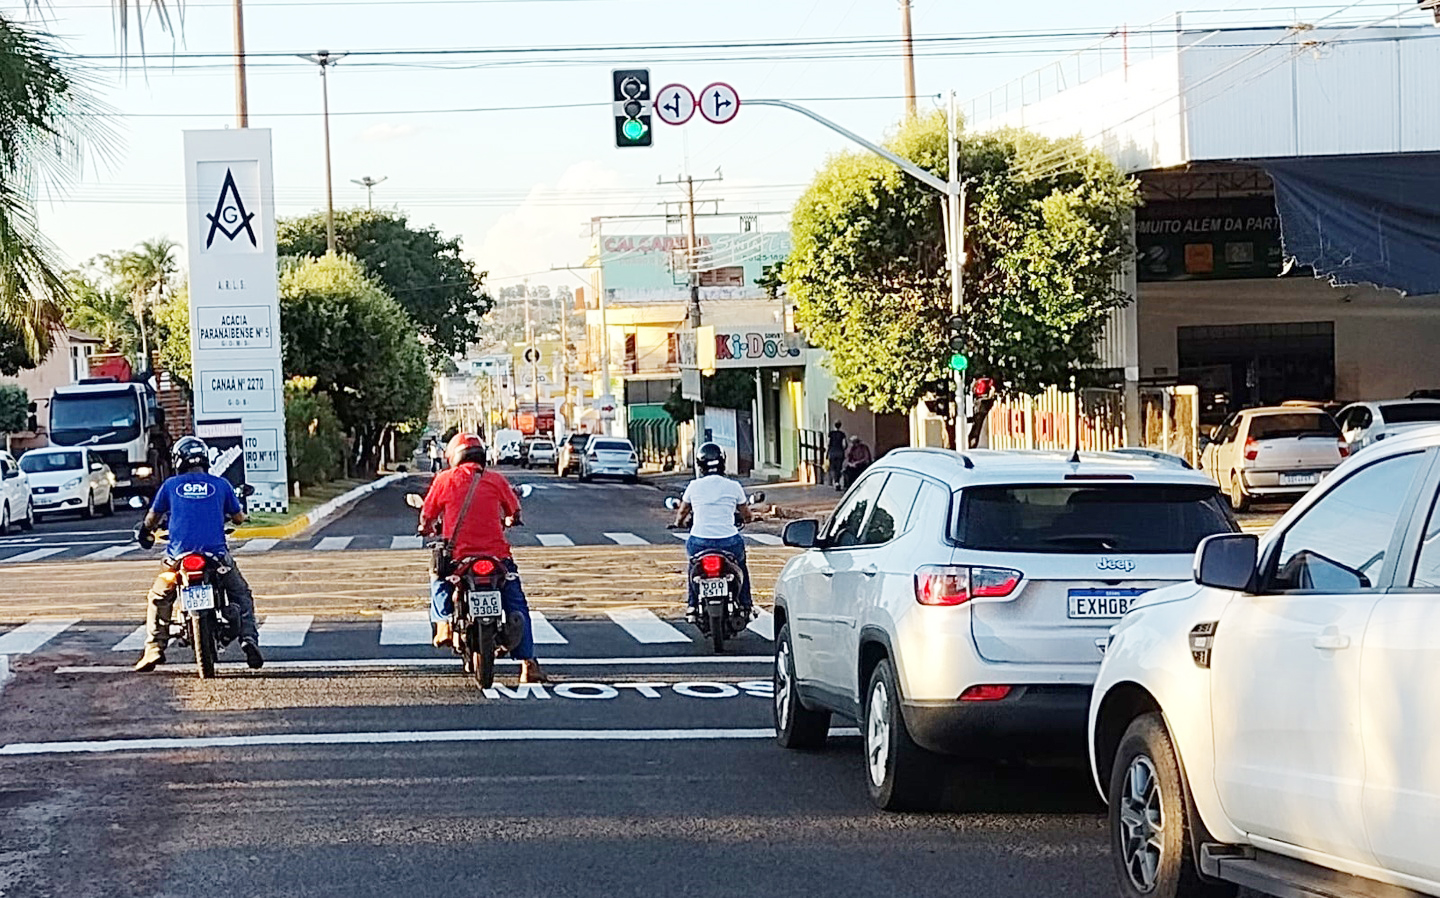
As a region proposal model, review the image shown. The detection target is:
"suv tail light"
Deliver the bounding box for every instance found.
[1244,437,1258,461]
[914,565,1022,606]
[1338,440,1350,458]
[959,684,1013,702]
[699,554,724,577]
[588,452,598,461]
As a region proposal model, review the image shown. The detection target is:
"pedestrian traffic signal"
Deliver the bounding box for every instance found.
[613,69,652,148]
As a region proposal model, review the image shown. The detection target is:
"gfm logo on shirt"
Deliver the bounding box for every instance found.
[179,481,215,500]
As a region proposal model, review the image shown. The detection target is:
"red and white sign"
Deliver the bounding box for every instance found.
[698,82,740,124]
[653,83,696,126]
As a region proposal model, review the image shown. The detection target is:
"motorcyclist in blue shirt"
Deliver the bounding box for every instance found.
[132,436,262,672]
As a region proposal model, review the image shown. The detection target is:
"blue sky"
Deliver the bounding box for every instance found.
[12,0,1424,289]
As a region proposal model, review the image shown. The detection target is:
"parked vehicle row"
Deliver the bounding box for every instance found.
[0,446,118,532]
[555,433,639,483]
[772,438,1440,898]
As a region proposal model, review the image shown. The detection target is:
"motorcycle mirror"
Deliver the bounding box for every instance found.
[404,493,425,509]
[518,484,534,499]
[128,496,147,510]
[664,497,681,510]
[749,491,765,505]
[239,483,256,498]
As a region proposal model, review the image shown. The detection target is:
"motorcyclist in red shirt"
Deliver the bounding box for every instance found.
[420,432,545,683]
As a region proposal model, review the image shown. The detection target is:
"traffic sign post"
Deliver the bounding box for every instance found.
[653,83,696,126]
[698,82,740,124]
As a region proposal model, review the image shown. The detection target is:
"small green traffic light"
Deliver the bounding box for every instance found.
[948,352,969,372]
[622,119,648,141]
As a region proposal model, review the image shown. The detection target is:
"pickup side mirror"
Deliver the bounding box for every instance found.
[239,483,256,498]
[90,462,103,472]
[748,491,766,505]
[783,519,820,549]
[1194,533,1259,592]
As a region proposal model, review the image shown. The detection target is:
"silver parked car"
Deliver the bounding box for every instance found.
[578,437,639,483]
[1199,406,1347,510]
[1335,398,1440,454]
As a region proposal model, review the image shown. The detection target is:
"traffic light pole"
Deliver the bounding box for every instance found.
[747,97,968,447]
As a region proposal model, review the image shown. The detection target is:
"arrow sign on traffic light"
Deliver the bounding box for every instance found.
[654,83,696,126]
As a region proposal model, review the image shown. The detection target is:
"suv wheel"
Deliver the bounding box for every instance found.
[773,623,830,749]
[1109,713,1235,898]
[863,658,938,810]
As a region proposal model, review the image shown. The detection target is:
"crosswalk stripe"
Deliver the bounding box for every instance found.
[528,611,568,644]
[259,614,313,647]
[82,544,140,561]
[0,547,67,564]
[236,538,279,553]
[536,534,574,547]
[111,625,148,652]
[606,609,689,644]
[746,534,783,546]
[390,535,425,550]
[747,610,776,641]
[0,618,78,654]
[604,532,650,546]
[314,536,354,551]
[379,611,432,645]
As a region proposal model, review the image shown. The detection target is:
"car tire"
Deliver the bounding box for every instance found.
[20,499,34,532]
[83,491,96,520]
[0,501,9,536]
[102,490,116,517]
[1109,714,1236,898]
[773,623,830,749]
[1227,474,1250,513]
[863,658,939,811]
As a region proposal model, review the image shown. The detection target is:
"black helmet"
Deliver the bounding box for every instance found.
[697,442,726,476]
[172,436,210,473]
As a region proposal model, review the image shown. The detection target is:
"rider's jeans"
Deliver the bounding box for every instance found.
[685,534,753,611]
[145,555,260,649]
[430,557,536,661]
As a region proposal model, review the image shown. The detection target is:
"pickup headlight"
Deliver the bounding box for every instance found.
[62,477,82,490]
[134,465,153,479]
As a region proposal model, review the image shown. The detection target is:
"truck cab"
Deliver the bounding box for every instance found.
[48,378,170,498]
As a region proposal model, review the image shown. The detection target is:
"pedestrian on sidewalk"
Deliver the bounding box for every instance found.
[428,439,444,473]
[842,434,873,490]
[827,422,847,491]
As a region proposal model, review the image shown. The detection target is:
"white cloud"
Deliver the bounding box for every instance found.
[361,122,421,143]
[475,160,628,282]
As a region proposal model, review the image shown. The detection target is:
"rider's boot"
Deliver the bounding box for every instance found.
[520,659,548,683]
[241,638,264,670]
[132,644,166,672]
[432,621,452,648]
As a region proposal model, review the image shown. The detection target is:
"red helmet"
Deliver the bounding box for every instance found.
[445,432,487,468]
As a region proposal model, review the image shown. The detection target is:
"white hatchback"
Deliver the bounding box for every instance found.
[770,448,1238,810]
[19,446,117,520]
[0,450,35,534]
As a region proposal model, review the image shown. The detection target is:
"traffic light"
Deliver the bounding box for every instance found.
[613,69,652,148]
[943,314,968,372]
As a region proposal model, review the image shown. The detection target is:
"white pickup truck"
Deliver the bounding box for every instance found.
[1090,425,1440,898]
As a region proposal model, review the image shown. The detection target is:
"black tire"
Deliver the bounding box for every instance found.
[709,609,725,653]
[101,490,116,516]
[191,614,217,679]
[473,623,497,690]
[19,499,33,532]
[0,501,9,536]
[1227,474,1250,512]
[1109,714,1236,898]
[82,491,96,520]
[863,658,939,811]
[773,623,830,749]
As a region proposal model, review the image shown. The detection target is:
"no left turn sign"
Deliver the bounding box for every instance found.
[699,82,740,124]
[653,83,696,126]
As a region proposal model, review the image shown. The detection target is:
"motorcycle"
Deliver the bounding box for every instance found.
[406,484,533,690]
[667,490,765,653]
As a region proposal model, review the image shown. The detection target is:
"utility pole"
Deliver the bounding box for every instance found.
[945,90,966,449]
[300,51,346,254]
[351,175,387,209]
[659,172,723,450]
[900,0,918,119]
[233,0,249,127]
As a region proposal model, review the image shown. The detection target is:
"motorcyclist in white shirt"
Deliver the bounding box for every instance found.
[671,442,754,625]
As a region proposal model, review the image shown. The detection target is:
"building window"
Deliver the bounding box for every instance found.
[699,266,745,287]
[624,333,638,375]
[667,333,679,365]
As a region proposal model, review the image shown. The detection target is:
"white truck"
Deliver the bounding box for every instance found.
[492,428,523,466]
[47,379,171,498]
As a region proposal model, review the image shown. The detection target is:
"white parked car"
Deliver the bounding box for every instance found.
[1335,398,1440,454]
[770,448,1238,809]
[578,437,639,483]
[0,450,35,534]
[19,446,116,520]
[524,439,557,470]
[1090,424,1440,898]
[1199,406,1347,510]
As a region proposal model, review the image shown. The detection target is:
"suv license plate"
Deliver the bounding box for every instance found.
[1280,472,1319,486]
[180,584,215,612]
[472,590,503,617]
[699,578,729,599]
[1067,588,1147,619]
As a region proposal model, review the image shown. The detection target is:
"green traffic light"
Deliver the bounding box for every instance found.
[622,119,648,141]
[948,352,969,372]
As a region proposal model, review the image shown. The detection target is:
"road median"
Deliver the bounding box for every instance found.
[234,473,408,539]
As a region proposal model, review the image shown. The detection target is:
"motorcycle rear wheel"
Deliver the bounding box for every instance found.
[191,614,216,679]
[710,609,725,653]
[472,624,497,690]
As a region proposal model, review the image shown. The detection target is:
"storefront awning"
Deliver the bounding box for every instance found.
[1263,154,1440,296]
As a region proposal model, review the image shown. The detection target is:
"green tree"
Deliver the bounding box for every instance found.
[284,376,346,487]
[153,284,192,385]
[0,383,26,433]
[277,208,492,366]
[784,112,1139,446]
[279,254,432,472]
[663,370,756,423]
[64,270,137,354]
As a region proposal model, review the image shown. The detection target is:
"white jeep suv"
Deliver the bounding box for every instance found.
[771,448,1237,809]
[1090,425,1440,898]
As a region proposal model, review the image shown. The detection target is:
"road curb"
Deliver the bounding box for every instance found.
[233,473,409,539]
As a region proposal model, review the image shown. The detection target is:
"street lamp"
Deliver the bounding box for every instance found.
[351,175,387,209]
[299,50,347,254]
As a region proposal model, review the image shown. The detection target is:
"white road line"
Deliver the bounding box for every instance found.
[258,614,313,647]
[746,534,783,546]
[379,611,432,645]
[0,619,79,655]
[0,727,863,757]
[604,532,650,546]
[57,655,771,674]
[747,610,776,641]
[236,538,279,553]
[535,534,574,547]
[110,625,148,652]
[671,532,688,541]
[0,655,11,698]
[551,484,578,491]
[82,544,139,561]
[389,535,424,550]
[606,609,689,644]
[0,547,67,564]
[314,536,354,551]
[528,611,568,645]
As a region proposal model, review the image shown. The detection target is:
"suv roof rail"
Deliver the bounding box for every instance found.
[889,447,974,469]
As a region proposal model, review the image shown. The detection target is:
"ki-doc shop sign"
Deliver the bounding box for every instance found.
[712,328,804,368]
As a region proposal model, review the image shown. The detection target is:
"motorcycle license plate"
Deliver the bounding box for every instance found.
[180,584,215,612]
[699,578,729,599]
[472,590,503,617]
